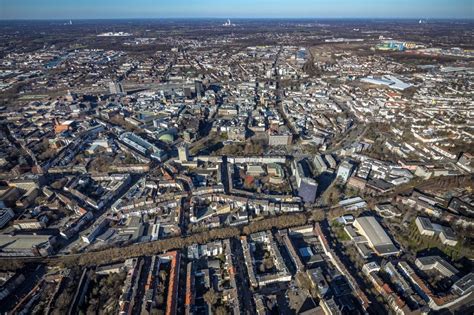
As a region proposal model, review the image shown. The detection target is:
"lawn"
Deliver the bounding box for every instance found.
[398,220,472,261]
[330,220,351,242]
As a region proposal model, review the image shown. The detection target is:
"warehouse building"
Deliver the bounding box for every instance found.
[353,216,400,256]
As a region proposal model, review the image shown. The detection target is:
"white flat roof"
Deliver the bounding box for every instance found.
[354,216,398,255]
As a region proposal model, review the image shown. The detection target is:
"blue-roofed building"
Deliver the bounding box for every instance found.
[298,178,318,203]
[299,246,314,258]
[296,48,307,61]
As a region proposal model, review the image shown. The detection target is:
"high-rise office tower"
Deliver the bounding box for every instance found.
[178,143,189,162]
[109,81,124,95]
[195,80,204,98]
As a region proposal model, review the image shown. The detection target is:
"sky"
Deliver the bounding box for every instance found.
[0,0,473,20]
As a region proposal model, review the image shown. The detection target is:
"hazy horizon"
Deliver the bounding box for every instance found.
[1,17,473,22]
[1,0,473,20]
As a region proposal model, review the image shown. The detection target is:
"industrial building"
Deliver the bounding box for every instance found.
[361,75,412,91]
[0,234,54,257]
[353,216,400,256]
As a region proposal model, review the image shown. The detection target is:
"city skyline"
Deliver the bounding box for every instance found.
[1,0,473,20]
[0,1,473,314]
